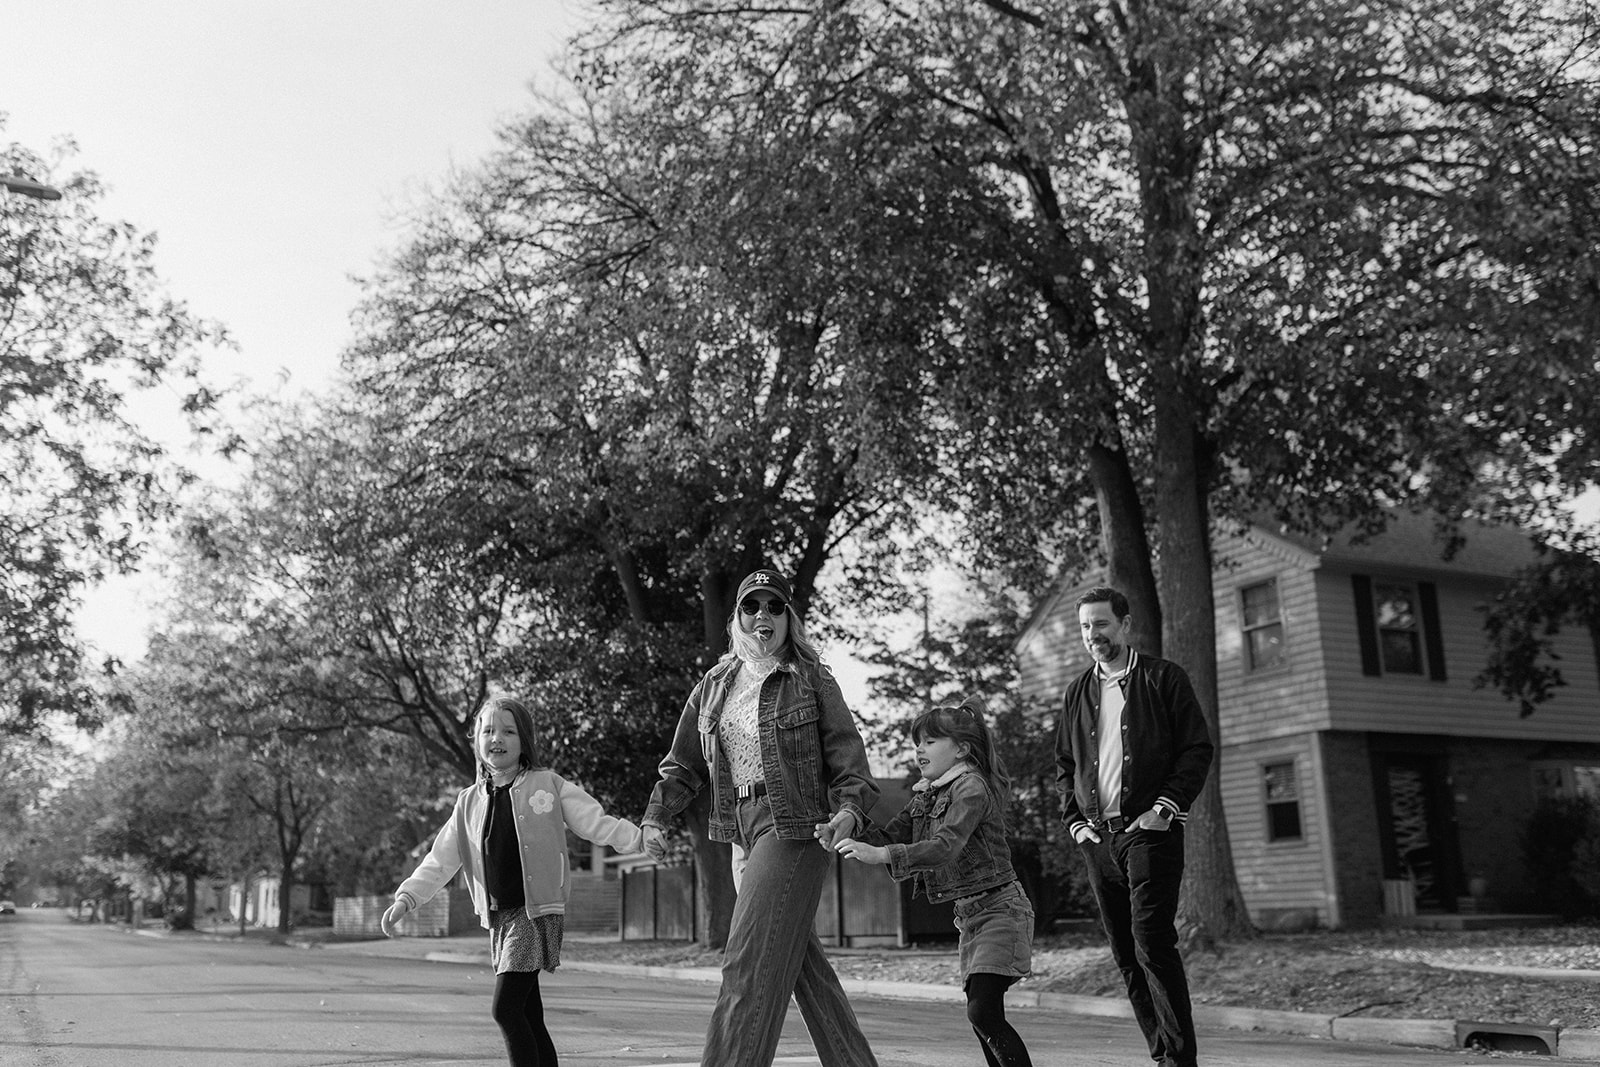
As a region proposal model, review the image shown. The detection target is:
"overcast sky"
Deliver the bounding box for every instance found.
[3,1,590,661]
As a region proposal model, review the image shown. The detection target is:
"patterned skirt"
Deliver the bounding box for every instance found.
[489,906,564,975]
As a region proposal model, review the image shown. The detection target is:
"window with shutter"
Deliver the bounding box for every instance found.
[1353,576,1447,680]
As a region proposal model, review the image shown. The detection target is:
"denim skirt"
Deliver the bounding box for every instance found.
[489,905,563,975]
[952,881,1034,984]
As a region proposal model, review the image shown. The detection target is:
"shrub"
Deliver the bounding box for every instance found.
[1519,795,1600,917]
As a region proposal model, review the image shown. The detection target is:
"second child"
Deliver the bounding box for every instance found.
[381,694,645,1067]
[833,697,1035,1067]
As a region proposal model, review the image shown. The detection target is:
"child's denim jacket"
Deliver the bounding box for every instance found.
[862,765,1017,904]
[643,656,878,843]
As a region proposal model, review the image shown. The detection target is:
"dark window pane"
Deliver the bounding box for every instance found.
[1268,803,1303,841]
[1380,629,1422,673]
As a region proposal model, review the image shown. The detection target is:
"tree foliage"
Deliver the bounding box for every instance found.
[588,0,1600,939]
[1478,531,1600,716]
[2,131,226,736]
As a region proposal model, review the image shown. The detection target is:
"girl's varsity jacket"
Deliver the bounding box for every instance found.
[395,768,643,928]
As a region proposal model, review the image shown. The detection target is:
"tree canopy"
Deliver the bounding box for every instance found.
[2,131,226,736]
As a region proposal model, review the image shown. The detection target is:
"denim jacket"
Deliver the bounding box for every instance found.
[643,656,878,843]
[860,766,1016,904]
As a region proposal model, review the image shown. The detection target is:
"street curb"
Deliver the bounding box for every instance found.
[560,960,1600,1060]
[132,928,1600,1061]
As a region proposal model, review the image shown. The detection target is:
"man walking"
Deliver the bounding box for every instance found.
[1055,586,1214,1067]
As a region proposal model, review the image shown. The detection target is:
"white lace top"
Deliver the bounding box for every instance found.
[720,656,779,785]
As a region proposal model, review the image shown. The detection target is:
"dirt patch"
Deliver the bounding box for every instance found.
[567,923,1600,1030]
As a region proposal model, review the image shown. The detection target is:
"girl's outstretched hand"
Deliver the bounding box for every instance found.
[380,899,411,938]
[834,838,890,865]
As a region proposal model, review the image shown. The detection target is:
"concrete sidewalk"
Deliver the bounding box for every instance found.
[147,925,1600,1061]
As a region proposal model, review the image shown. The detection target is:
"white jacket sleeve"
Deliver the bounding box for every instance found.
[560,777,645,855]
[394,794,466,909]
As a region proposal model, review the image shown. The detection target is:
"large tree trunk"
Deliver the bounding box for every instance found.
[690,569,738,949]
[1151,385,1254,942]
[1087,442,1162,654]
[279,856,296,935]
[685,795,734,949]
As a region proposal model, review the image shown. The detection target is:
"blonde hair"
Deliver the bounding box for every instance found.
[725,601,824,687]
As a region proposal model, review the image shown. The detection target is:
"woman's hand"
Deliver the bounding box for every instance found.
[641,825,669,862]
[813,810,858,850]
[834,838,890,865]
[380,899,411,938]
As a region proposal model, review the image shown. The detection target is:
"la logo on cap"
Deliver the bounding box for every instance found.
[753,572,772,585]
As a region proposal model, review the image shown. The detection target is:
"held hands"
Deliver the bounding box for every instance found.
[812,810,858,850]
[833,838,890,865]
[380,899,411,938]
[641,825,669,863]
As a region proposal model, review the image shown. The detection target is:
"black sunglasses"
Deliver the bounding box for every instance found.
[739,596,789,617]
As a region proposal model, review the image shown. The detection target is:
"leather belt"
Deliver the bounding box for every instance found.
[735,780,768,800]
[1094,815,1129,833]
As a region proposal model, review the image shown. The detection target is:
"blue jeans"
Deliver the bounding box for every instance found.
[701,795,878,1067]
[1078,826,1197,1067]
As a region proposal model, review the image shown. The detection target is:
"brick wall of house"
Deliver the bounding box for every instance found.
[1320,731,1387,927]
[1445,737,1548,911]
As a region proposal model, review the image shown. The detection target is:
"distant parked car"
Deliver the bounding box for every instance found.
[0,901,16,915]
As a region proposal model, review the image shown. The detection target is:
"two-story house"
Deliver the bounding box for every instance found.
[1015,512,1600,929]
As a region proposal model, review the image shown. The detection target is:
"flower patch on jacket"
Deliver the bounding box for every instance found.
[530,790,556,814]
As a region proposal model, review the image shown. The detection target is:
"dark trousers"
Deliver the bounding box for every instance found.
[1078,826,1197,1067]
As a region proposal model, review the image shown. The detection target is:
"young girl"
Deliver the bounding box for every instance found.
[382,694,644,1067]
[834,696,1035,1067]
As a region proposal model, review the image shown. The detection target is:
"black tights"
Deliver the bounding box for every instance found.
[966,973,1033,1067]
[491,971,557,1067]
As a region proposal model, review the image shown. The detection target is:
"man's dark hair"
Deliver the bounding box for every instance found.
[1076,585,1130,619]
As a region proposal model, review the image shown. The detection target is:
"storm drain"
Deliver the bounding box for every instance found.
[1456,1020,1556,1055]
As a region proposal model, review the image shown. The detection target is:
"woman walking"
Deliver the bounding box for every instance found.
[641,567,880,1067]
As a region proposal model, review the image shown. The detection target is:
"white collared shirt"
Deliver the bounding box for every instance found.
[1096,656,1133,818]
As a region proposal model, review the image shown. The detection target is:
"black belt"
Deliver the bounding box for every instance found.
[735,780,767,800]
[1095,815,1129,833]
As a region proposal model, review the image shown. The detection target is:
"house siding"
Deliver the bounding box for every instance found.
[1316,569,1600,740]
[1213,531,1332,746]
[1016,577,1098,710]
[1218,734,1333,929]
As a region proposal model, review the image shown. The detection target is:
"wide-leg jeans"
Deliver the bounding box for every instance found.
[701,795,878,1067]
[1079,825,1198,1067]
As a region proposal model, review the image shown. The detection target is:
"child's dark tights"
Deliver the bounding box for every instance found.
[966,973,1033,1067]
[491,970,556,1067]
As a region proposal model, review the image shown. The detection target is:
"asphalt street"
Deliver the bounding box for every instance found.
[0,908,1580,1066]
